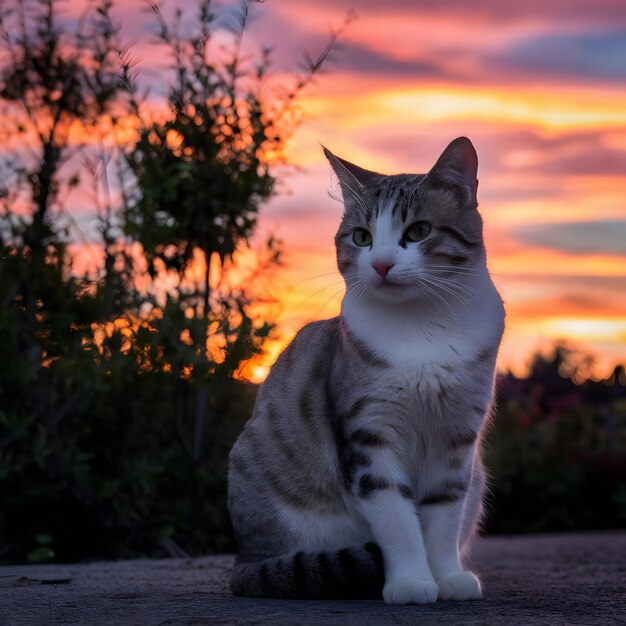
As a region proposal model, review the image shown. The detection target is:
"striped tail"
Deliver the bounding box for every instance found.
[231,543,385,599]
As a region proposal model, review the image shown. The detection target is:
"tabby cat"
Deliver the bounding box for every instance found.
[227,137,505,604]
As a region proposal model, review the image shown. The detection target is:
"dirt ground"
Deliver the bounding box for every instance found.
[1,531,625,625]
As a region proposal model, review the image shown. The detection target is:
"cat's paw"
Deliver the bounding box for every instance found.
[437,570,481,601]
[383,577,439,605]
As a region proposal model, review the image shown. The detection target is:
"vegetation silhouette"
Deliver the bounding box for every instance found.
[0,0,350,563]
[486,346,626,535]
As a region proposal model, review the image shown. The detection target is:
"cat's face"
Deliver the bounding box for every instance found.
[326,138,485,305]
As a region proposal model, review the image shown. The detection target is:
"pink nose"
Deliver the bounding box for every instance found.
[372,262,394,278]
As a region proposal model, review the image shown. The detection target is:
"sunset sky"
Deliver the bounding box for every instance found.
[229,0,626,380]
[16,0,626,381]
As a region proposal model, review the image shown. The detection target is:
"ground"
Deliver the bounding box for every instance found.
[1,532,625,625]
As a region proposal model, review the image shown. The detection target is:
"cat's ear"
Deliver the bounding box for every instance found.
[427,137,478,207]
[322,148,378,187]
[322,147,378,208]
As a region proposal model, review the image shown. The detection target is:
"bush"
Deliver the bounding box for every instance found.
[0,0,346,563]
[484,351,626,534]
[0,302,259,561]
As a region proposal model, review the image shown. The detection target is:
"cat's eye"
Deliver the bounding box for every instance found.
[403,221,431,242]
[352,228,372,247]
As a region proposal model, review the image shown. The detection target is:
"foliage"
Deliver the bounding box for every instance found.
[124,0,275,277]
[0,0,136,562]
[0,0,346,563]
[484,346,626,534]
[0,0,126,248]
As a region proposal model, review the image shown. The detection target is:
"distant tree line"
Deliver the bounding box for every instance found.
[486,347,626,535]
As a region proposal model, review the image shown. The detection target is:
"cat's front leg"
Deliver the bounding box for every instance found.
[350,444,438,604]
[420,493,482,601]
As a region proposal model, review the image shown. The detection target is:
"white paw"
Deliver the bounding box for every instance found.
[437,570,482,601]
[383,577,439,605]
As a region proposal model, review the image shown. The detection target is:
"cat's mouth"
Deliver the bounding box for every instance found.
[376,277,404,288]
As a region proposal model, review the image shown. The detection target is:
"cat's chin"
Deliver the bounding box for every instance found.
[360,281,454,308]
[363,282,419,305]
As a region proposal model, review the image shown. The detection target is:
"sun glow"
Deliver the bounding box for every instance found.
[300,84,626,133]
[532,319,626,343]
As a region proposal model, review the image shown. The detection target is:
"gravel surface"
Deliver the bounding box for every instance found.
[1,532,625,625]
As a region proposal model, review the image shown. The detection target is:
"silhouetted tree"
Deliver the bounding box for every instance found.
[0,0,351,561]
[0,0,134,563]
[122,0,351,549]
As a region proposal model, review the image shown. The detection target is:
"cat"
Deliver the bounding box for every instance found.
[227,137,505,604]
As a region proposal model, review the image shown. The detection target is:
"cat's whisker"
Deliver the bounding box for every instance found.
[426,266,486,278]
[421,273,486,299]
[420,269,489,293]
[489,274,516,289]
[298,271,343,284]
[423,279,472,309]
[434,277,490,303]
[293,278,346,311]
[415,279,455,315]
[345,275,366,298]
[420,275,488,310]
[426,266,515,291]
[314,285,347,315]
[352,280,369,306]
[414,283,438,310]
[447,285,489,309]
[420,273,486,310]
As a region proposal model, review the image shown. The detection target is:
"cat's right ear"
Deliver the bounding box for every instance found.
[322,146,378,209]
[426,137,479,209]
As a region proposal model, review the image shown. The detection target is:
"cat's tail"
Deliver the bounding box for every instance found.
[230,542,385,599]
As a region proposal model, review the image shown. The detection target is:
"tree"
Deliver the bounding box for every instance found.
[0,0,137,562]
[0,0,350,561]
[122,0,350,549]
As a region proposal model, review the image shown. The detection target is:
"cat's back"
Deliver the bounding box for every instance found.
[233,316,340,448]
[228,316,348,557]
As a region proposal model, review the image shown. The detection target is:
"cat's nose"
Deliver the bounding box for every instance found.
[372,261,394,278]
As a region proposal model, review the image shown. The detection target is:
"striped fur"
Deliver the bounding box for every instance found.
[231,543,384,599]
[228,137,505,604]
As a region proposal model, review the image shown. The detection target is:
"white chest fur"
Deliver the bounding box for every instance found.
[341,273,505,379]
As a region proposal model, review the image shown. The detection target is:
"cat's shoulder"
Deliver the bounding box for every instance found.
[257,317,339,397]
[289,317,339,348]
[272,317,340,368]
[297,316,340,340]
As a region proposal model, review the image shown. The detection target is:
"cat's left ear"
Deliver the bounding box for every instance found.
[427,137,478,208]
[322,147,381,214]
[322,147,379,188]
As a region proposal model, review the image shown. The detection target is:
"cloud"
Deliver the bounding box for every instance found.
[514,220,626,255]
[276,0,626,25]
[499,29,626,81]
[509,293,626,319]
[534,147,626,177]
[498,130,626,177]
[244,7,451,81]
[505,273,626,290]
[351,125,626,210]
[329,41,446,79]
